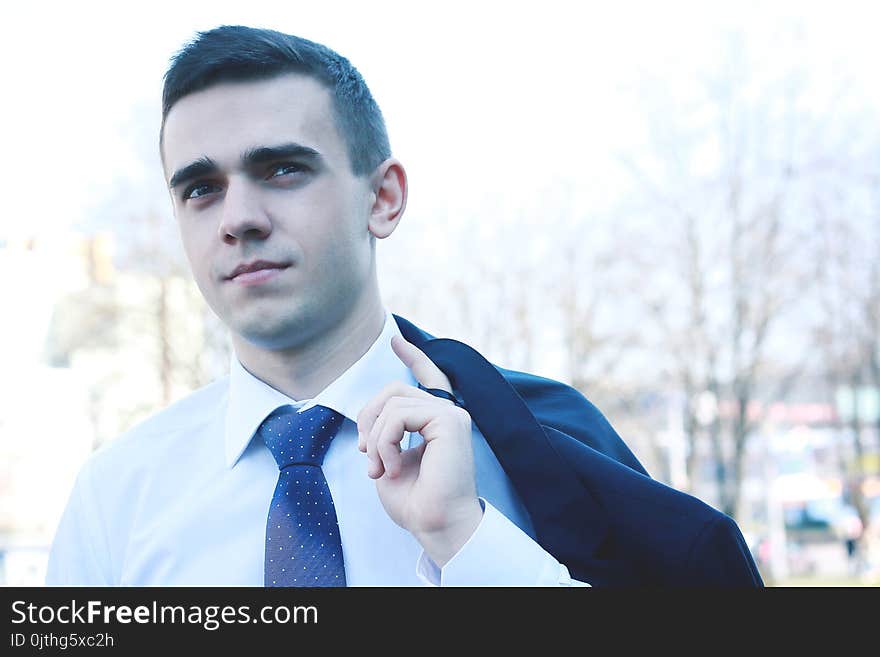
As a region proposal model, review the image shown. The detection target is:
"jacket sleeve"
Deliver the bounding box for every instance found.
[684,514,764,587]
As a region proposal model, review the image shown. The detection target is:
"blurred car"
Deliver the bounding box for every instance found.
[783,497,849,544]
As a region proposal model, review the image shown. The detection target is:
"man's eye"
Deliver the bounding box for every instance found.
[183,183,218,200]
[268,163,307,179]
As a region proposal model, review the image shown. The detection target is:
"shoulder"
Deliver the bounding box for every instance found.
[499,366,610,426]
[47,377,230,584]
[79,376,229,484]
[496,365,647,474]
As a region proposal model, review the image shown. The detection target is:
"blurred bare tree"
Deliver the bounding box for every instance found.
[381,183,663,470]
[617,32,852,519]
[44,102,231,445]
[811,156,880,556]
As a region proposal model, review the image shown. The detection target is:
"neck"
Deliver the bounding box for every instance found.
[232,290,387,401]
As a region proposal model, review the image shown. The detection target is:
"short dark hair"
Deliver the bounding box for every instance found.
[161,25,391,176]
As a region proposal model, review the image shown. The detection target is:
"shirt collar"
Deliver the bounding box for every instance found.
[224,309,415,468]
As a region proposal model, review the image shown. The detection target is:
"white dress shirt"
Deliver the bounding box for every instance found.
[46,310,588,586]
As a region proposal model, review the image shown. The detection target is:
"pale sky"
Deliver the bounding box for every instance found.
[1,0,878,244]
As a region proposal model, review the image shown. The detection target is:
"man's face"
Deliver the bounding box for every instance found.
[162,73,376,351]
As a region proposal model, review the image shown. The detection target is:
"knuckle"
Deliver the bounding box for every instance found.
[453,405,471,425]
[387,395,409,409]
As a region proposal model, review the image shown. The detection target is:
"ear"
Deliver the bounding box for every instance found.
[367,158,407,239]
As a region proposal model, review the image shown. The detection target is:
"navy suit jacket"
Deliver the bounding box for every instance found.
[394,314,763,587]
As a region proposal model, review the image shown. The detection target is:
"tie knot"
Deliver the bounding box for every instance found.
[258,405,345,469]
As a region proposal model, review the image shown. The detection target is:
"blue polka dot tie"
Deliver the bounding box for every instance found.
[259,404,347,587]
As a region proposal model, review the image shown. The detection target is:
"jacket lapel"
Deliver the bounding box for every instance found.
[393,314,614,577]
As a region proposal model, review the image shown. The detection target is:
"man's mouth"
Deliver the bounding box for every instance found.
[225,260,291,285]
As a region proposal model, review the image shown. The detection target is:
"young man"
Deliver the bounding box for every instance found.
[46,26,762,587]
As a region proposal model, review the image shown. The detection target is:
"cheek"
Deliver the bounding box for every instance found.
[313,219,370,274]
[297,195,370,269]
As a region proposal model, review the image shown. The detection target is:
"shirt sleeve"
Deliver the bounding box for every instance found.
[415,498,591,586]
[45,463,113,586]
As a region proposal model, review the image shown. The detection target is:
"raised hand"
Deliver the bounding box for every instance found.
[356,335,483,566]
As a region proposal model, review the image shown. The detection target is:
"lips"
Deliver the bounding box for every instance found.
[226,260,290,281]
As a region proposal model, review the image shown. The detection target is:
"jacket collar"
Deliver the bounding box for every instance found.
[393,313,613,573]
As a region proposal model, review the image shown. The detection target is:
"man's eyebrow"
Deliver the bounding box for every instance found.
[242,143,322,165]
[167,144,321,191]
[168,157,219,190]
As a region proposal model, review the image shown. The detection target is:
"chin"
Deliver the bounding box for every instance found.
[232,312,325,351]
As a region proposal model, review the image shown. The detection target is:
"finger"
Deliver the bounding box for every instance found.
[357,380,408,446]
[377,398,461,450]
[372,396,428,478]
[367,397,420,478]
[366,397,451,479]
[376,414,407,478]
[366,412,387,479]
[391,335,453,393]
[357,379,437,446]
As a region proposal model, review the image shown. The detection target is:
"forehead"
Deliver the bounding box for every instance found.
[161,73,345,174]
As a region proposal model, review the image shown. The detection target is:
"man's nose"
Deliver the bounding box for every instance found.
[218,179,272,243]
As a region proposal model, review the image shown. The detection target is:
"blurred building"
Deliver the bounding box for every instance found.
[0,233,96,584]
[0,230,228,585]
